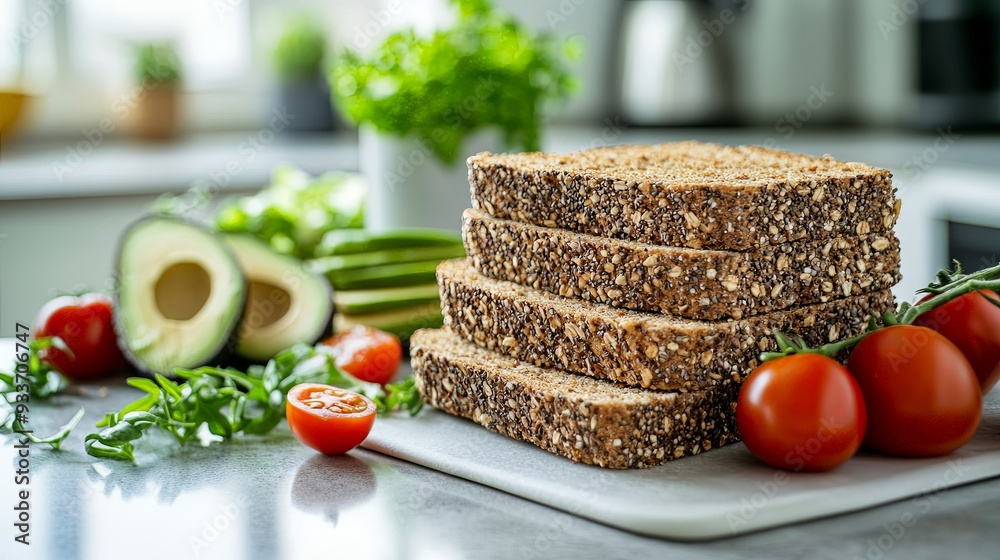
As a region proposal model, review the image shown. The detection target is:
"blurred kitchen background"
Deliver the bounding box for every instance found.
[2,0,1000,336]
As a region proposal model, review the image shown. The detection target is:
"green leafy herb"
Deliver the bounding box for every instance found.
[375,376,423,416]
[135,42,181,85]
[215,165,365,258]
[13,408,86,451]
[331,0,577,164]
[85,411,159,462]
[84,344,420,462]
[0,337,70,402]
[1,338,82,450]
[274,17,327,81]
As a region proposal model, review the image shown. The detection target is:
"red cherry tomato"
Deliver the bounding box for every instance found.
[321,326,402,386]
[34,293,124,380]
[286,383,376,455]
[737,354,866,472]
[913,290,1000,393]
[847,325,981,457]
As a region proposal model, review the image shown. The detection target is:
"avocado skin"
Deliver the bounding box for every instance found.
[311,259,442,290]
[113,215,248,378]
[316,228,462,256]
[221,233,336,363]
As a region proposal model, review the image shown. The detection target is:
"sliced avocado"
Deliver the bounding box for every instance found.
[334,302,443,341]
[334,283,441,315]
[223,234,335,362]
[311,259,440,290]
[115,217,246,376]
[316,228,463,256]
[312,244,465,272]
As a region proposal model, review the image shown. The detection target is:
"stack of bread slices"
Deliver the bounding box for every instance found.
[411,141,901,469]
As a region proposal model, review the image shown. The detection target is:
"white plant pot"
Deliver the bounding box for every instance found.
[359,125,504,232]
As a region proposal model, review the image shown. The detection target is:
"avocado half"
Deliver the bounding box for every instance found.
[222,234,334,362]
[115,217,247,376]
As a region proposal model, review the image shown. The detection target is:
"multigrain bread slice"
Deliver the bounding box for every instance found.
[439,259,895,391]
[463,208,900,321]
[468,141,899,252]
[411,328,739,469]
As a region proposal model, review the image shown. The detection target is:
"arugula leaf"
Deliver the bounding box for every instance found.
[11,408,86,451]
[0,337,70,402]
[83,343,420,462]
[375,377,423,416]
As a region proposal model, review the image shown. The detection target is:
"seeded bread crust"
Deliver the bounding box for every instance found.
[439,259,894,391]
[468,142,899,252]
[464,209,900,321]
[411,329,739,469]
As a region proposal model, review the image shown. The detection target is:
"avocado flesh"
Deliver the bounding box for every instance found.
[116,217,246,376]
[223,234,334,362]
[333,283,441,315]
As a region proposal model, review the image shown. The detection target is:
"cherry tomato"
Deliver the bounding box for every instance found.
[737,354,866,472]
[34,293,124,380]
[847,325,981,457]
[321,326,402,386]
[913,290,1000,393]
[286,383,376,455]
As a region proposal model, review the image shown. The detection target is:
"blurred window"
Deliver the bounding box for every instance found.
[68,0,252,90]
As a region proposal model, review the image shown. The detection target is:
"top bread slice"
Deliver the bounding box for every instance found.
[468,141,898,251]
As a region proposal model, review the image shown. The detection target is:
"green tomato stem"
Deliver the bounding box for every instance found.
[761,262,1000,362]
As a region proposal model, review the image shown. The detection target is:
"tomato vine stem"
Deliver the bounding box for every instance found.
[761,261,1000,362]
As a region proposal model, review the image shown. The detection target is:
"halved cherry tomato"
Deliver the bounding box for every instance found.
[737,354,866,472]
[321,326,402,386]
[913,290,1000,393]
[847,325,981,457]
[286,383,375,455]
[34,293,124,380]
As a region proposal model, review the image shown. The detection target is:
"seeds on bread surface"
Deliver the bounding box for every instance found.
[463,209,900,321]
[411,328,740,469]
[438,259,895,392]
[468,141,898,252]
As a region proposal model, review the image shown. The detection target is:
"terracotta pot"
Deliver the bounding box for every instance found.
[129,83,179,141]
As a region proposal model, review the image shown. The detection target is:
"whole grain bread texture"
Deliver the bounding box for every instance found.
[439,259,895,391]
[468,141,899,252]
[463,208,899,321]
[411,328,739,469]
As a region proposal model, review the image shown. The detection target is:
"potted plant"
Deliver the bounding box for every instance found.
[129,43,182,141]
[273,17,335,133]
[331,0,575,231]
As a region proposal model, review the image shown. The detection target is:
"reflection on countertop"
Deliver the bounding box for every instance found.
[3,362,1000,560]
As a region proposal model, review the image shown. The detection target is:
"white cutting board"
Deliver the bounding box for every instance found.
[362,390,1000,541]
